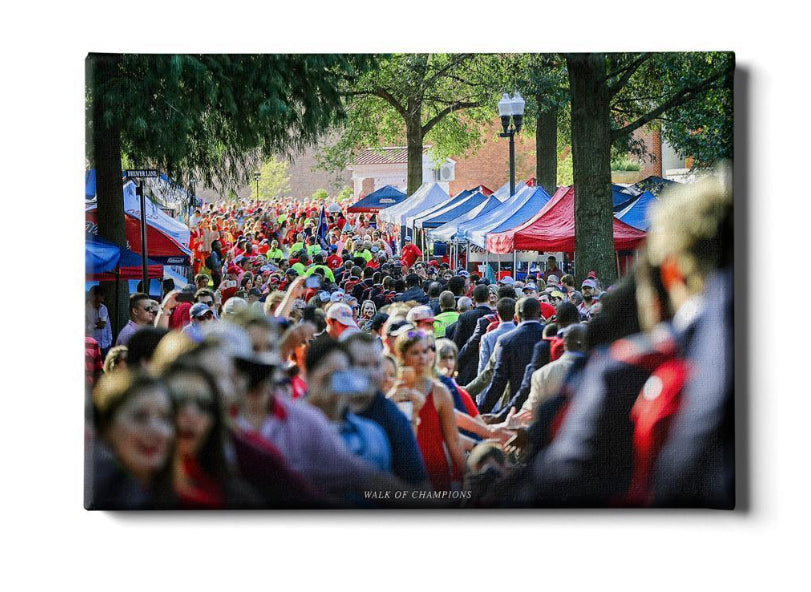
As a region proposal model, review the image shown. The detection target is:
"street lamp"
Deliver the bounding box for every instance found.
[498,91,525,197]
[253,171,261,201]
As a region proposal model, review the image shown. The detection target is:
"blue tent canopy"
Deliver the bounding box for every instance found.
[428,195,503,242]
[410,188,480,228]
[468,186,552,248]
[631,175,676,196]
[86,233,163,278]
[347,185,407,212]
[86,233,121,274]
[420,191,488,230]
[615,190,657,231]
[612,187,638,211]
[456,184,534,242]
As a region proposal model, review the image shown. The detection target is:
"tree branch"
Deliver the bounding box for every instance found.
[421,53,474,90]
[607,53,652,99]
[610,68,730,141]
[422,100,482,135]
[341,87,408,119]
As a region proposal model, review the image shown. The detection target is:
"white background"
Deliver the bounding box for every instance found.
[0,1,808,589]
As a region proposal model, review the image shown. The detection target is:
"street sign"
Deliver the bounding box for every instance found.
[125,169,159,178]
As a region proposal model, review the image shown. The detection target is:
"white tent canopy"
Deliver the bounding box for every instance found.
[413,190,482,229]
[378,182,450,226]
[428,194,499,242]
[456,184,534,242]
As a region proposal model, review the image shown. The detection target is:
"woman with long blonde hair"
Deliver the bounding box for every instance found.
[393,329,466,490]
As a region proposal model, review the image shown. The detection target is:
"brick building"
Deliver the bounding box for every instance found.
[195,118,685,203]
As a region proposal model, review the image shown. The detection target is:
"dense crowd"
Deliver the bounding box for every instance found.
[84,174,733,509]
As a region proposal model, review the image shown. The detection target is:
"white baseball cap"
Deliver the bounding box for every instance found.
[326,303,358,327]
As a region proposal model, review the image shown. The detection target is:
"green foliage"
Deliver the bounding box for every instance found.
[557,150,573,186]
[337,186,354,201]
[87,54,375,193]
[257,157,291,199]
[610,157,641,171]
[606,52,734,166]
[316,53,509,176]
[311,188,329,200]
[497,54,570,135]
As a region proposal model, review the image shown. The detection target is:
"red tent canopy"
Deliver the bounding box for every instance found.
[487,186,647,253]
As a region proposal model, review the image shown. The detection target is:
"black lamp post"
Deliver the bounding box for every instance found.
[253,171,261,201]
[498,91,525,197]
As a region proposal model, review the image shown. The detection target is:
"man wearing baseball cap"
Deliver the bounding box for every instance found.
[325,303,360,342]
[580,278,599,318]
[405,305,436,334]
[181,302,216,343]
[401,235,422,268]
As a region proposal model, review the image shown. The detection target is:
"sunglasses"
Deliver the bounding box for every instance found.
[197,311,215,320]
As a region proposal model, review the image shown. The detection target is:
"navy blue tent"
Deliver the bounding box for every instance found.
[419,191,488,230]
[631,175,676,196]
[615,191,657,231]
[86,234,163,280]
[613,187,638,211]
[86,233,121,274]
[347,185,407,213]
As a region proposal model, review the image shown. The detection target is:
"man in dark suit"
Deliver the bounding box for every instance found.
[456,285,519,385]
[477,297,545,414]
[451,284,492,353]
[393,273,429,304]
[486,301,582,422]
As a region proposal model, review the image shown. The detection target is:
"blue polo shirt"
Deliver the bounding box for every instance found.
[358,392,428,485]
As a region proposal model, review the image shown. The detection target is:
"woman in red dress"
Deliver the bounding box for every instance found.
[394,329,466,491]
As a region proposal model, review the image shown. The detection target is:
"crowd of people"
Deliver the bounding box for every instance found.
[84,173,733,509]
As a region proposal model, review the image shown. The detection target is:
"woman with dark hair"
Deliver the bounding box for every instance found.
[88,371,176,509]
[394,329,466,490]
[162,361,260,509]
[207,240,224,287]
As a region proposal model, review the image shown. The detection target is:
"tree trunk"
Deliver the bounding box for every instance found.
[89,54,130,335]
[535,101,558,195]
[406,98,424,196]
[567,54,616,285]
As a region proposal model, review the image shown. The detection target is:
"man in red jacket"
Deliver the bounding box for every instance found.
[401,236,422,268]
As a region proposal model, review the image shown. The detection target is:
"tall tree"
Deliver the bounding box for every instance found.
[257,157,292,200]
[566,52,734,284]
[318,54,507,195]
[87,53,369,328]
[502,54,569,195]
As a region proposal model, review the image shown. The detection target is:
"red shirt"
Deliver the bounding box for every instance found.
[457,385,480,417]
[326,254,343,270]
[401,243,422,268]
[169,301,192,330]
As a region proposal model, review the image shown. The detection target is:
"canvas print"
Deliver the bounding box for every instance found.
[84,52,734,509]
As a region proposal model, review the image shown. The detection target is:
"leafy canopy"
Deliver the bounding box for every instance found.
[317,53,509,173]
[87,54,374,193]
[257,157,292,200]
